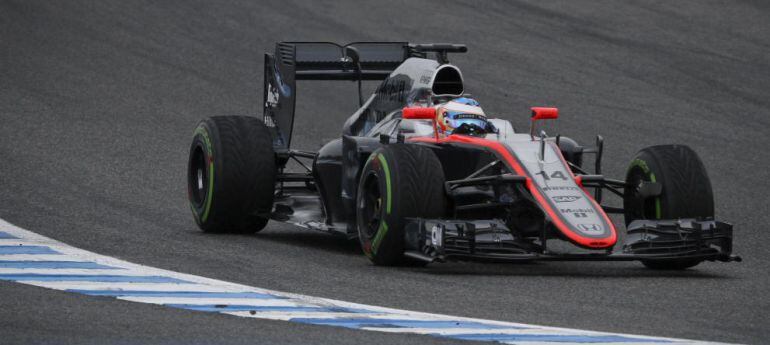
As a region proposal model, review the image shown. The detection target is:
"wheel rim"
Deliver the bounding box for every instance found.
[358,171,383,239]
[189,145,208,207]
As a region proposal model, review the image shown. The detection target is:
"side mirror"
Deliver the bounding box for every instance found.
[402,107,436,120]
[531,107,558,120]
[529,106,559,139]
[402,107,439,140]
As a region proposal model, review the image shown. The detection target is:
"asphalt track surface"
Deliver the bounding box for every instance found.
[1,1,768,344]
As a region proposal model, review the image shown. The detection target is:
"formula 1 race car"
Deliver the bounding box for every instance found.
[187,42,740,269]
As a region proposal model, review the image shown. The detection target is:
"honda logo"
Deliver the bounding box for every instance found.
[578,224,602,234]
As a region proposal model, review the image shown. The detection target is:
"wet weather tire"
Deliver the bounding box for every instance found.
[187,116,275,233]
[624,145,713,270]
[356,144,446,266]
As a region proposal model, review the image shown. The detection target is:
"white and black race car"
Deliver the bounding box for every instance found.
[187,42,740,269]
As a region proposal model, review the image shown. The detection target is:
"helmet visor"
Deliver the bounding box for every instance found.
[446,112,487,130]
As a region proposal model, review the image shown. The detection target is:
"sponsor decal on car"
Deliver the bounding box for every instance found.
[560,208,595,219]
[559,208,595,214]
[578,223,603,234]
[552,195,580,203]
[541,186,580,192]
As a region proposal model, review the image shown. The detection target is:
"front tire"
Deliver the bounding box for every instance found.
[356,144,446,265]
[187,116,276,233]
[624,145,714,270]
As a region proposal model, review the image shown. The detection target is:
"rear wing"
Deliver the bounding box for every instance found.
[263,42,467,151]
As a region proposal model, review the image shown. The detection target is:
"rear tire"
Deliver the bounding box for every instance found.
[624,145,713,270]
[187,116,276,233]
[356,144,446,265]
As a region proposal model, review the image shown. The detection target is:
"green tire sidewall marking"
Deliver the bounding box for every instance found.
[194,126,215,223]
[377,154,392,215]
[649,172,661,219]
[365,153,392,257]
[371,221,388,255]
[629,158,661,219]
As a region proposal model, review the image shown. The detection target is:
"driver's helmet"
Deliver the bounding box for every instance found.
[436,97,488,136]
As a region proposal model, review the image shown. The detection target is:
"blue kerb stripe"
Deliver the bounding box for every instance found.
[290,318,515,329]
[446,333,672,343]
[0,245,60,255]
[69,290,280,299]
[0,274,191,283]
[0,261,119,269]
[0,232,18,239]
[167,304,372,313]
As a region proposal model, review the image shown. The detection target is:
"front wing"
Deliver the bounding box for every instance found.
[403,218,740,263]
